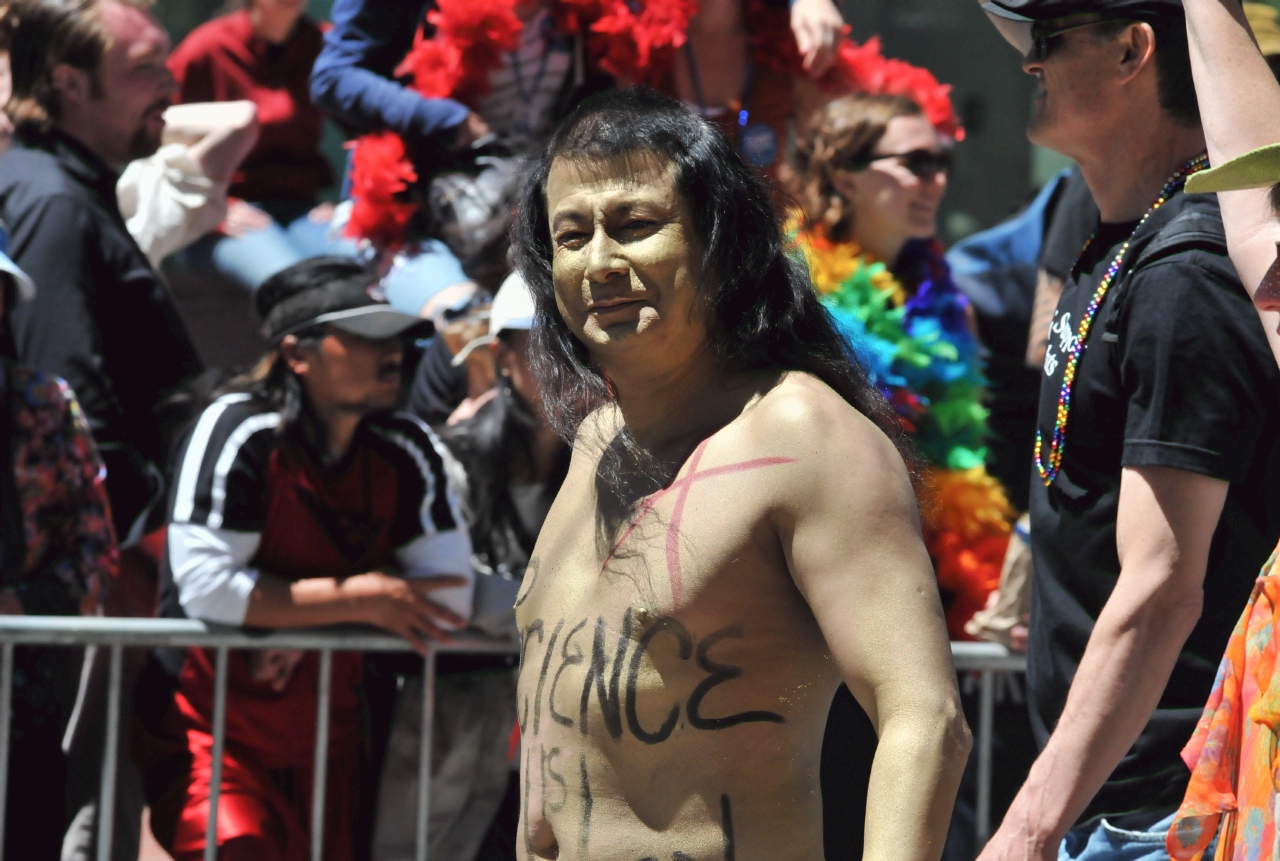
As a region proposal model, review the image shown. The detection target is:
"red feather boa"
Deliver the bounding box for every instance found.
[344,131,419,247]
[345,0,963,246]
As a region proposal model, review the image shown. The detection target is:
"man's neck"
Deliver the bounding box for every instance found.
[250,6,299,45]
[1076,124,1207,223]
[604,345,746,460]
[316,409,362,464]
[50,121,121,173]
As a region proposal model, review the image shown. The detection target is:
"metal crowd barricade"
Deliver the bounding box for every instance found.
[953,641,1030,846]
[0,618,1024,861]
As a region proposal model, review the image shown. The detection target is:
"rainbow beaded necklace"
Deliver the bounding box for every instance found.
[1034,152,1210,486]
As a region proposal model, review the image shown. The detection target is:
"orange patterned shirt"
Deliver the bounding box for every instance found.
[1168,547,1280,861]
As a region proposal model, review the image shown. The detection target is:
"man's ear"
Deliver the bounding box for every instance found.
[50,63,91,110]
[1116,21,1157,84]
[280,335,310,377]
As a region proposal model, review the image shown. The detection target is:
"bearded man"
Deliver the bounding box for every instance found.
[0,4,203,858]
[509,87,971,861]
[0,0,202,538]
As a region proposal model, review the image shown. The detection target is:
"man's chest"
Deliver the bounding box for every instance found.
[513,458,824,749]
[255,449,402,578]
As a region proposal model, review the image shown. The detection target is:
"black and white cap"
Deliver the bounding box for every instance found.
[259,259,430,344]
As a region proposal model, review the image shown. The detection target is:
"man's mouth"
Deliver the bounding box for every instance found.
[587,297,647,320]
[588,297,645,310]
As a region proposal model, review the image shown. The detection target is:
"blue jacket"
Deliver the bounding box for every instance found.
[310,0,469,142]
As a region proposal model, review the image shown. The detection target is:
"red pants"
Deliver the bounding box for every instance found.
[151,727,360,861]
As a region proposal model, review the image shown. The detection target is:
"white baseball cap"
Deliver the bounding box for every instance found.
[451,271,537,366]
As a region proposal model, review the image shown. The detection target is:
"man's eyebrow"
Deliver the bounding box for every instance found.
[550,210,589,230]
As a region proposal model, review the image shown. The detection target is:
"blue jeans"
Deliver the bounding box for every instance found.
[194,211,358,291]
[1059,811,1189,861]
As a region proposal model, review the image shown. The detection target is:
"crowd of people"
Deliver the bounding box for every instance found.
[1,0,1279,858]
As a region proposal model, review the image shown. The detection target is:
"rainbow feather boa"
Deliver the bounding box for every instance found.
[791,224,1015,638]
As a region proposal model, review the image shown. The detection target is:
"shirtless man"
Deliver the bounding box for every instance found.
[510,87,971,861]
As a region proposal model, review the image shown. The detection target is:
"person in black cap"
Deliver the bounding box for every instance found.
[971,3,1280,861]
[144,256,474,861]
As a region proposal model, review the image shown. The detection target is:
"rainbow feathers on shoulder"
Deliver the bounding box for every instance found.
[791,224,1013,639]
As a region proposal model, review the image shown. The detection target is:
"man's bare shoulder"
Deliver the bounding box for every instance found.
[741,372,902,465]
[737,372,916,514]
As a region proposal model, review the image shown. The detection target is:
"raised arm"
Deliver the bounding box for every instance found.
[774,382,970,861]
[1184,0,1280,296]
[161,101,259,185]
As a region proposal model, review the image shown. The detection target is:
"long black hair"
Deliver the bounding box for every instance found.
[513,87,906,465]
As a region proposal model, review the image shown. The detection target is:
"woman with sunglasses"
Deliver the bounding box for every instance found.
[790,91,1014,644]
[789,89,1015,861]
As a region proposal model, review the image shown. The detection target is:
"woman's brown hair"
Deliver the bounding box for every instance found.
[793,93,923,244]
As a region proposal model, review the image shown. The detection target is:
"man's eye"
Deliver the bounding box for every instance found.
[624,220,655,231]
[556,232,589,248]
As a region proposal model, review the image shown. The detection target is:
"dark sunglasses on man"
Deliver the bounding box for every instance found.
[841,148,954,180]
[1028,18,1132,62]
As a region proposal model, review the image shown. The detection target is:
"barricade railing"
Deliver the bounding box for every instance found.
[0,618,1024,860]
[952,641,1029,845]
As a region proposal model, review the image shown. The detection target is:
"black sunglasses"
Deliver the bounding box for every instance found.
[1029,18,1132,63]
[845,148,954,180]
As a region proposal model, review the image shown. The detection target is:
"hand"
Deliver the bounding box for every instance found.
[1010,621,1029,652]
[451,112,492,151]
[221,199,273,237]
[249,649,305,693]
[343,571,469,654]
[791,0,844,78]
[975,792,1061,861]
[0,589,22,615]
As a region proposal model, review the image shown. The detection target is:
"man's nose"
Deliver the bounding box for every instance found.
[584,227,628,283]
[1254,251,1280,312]
[1021,54,1043,77]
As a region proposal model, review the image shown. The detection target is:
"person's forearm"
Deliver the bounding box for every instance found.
[310,0,469,140]
[863,696,971,861]
[242,573,372,629]
[187,114,259,184]
[1012,572,1202,843]
[312,62,469,140]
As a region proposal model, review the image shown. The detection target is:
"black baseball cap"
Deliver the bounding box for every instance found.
[257,256,431,345]
[982,0,1184,22]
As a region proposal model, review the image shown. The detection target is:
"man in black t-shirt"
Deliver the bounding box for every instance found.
[975,4,1280,861]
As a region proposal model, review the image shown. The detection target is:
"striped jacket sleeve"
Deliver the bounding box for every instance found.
[373,413,474,620]
[165,394,280,624]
